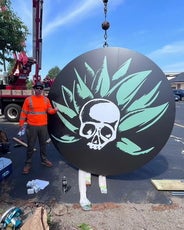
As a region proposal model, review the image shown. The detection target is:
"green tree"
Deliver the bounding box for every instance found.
[7,58,15,74]
[0,0,29,72]
[26,79,33,89]
[47,66,61,79]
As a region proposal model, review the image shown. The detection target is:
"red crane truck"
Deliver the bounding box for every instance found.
[0,0,44,122]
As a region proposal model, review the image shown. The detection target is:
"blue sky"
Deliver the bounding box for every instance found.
[11,0,184,79]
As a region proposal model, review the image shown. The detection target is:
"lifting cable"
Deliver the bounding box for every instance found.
[101,0,110,47]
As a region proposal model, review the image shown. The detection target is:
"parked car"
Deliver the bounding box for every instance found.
[173,89,184,101]
[174,94,180,101]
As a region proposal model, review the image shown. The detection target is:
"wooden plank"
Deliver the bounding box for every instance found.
[151,179,184,191]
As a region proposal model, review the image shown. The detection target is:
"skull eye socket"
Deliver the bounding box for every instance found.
[101,126,113,139]
[82,123,95,136]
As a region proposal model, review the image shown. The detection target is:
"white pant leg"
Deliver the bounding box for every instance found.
[98,175,107,194]
[78,169,91,206]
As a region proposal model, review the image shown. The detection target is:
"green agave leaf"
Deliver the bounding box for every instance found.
[119,103,169,132]
[127,81,162,112]
[92,56,110,97]
[112,58,132,80]
[84,62,95,80]
[52,101,77,118]
[137,103,169,132]
[57,111,78,133]
[84,75,87,84]
[61,85,73,108]
[72,69,94,114]
[116,70,152,107]
[116,137,154,155]
[51,134,80,143]
[72,80,80,114]
[74,68,94,99]
[108,70,151,101]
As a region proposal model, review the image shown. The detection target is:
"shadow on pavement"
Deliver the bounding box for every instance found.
[0,105,184,206]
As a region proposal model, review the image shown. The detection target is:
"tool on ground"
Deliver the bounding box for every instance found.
[12,137,37,151]
[62,176,71,193]
[62,176,68,193]
[0,207,23,229]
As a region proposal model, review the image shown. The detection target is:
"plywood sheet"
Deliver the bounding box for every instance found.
[151,179,184,191]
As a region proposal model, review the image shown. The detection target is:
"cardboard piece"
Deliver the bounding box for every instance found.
[21,207,49,230]
[151,179,184,191]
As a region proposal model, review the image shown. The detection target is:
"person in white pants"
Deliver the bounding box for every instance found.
[78,169,107,211]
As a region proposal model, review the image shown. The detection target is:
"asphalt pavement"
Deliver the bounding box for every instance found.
[0,101,184,205]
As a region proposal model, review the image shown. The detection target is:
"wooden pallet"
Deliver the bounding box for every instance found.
[151,179,184,191]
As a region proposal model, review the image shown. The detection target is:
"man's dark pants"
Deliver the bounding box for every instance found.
[25,124,48,164]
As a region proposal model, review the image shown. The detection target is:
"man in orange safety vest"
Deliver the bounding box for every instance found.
[19,82,58,174]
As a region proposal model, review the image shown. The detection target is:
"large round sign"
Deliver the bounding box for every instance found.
[48,47,175,176]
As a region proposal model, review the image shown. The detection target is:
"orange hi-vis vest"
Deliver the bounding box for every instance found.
[19,95,57,127]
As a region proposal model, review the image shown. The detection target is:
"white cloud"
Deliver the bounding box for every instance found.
[147,41,184,73]
[148,41,184,58]
[12,0,125,39]
[43,0,101,37]
[42,0,124,37]
[162,62,184,73]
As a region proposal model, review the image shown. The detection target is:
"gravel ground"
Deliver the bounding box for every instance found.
[1,196,184,230]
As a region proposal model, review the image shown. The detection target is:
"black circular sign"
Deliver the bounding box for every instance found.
[48,47,175,176]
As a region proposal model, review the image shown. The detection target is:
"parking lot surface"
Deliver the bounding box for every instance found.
[0,101,184,205]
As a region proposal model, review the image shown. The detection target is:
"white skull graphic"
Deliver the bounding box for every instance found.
[79,99,120,150]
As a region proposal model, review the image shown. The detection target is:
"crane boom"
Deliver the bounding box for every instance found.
[33,0,43,81]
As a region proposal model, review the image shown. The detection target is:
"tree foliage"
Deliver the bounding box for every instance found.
[0,0,29,71]
[6,58,15,74]
[47,66,61,79]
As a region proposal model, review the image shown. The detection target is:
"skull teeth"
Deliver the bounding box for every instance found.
[87,142,102,150]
